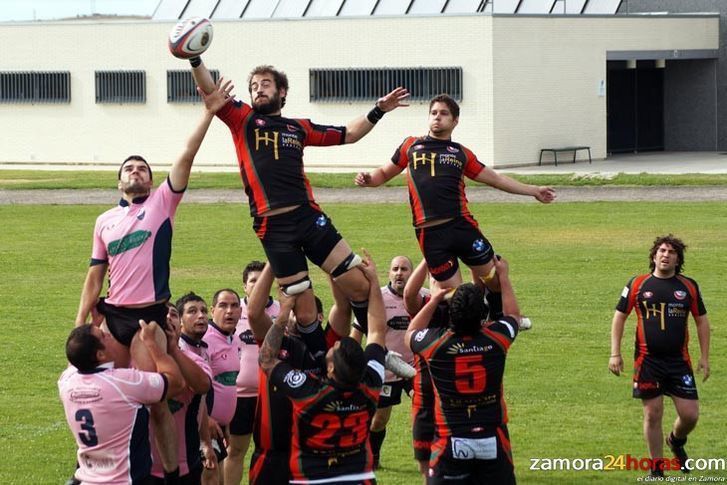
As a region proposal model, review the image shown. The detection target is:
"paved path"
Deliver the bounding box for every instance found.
[2,186,727,205]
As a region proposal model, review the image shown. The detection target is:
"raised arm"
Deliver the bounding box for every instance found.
[328,274,353,339]
[354,162,404,188]
[259,293,296,376]
[694,314,710,381]
[474,168,556,204]
[404,259,429,315]
[357,251,386,347]
[168,79,234,192]
[190,58,217,95]
[344,87,410,144]
[75,263,107,326]
[139,320,185,398]
[493,257,520,319]
[248,262,276,341]
[608,311,628,376]
[165,326,211,395]
[405,287,448,352]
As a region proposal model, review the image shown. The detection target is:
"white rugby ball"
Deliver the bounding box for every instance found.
[168,17,213,59]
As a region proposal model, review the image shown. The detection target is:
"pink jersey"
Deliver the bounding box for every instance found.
[90,179,184,306]
[203,322,241,425]
[381,285,420,382]
[235,297,280,397]
[58,363,167,485]
[150,347,212,478]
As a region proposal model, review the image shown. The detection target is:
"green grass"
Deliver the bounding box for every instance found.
[1,201,726,484]
[3,169,727,189]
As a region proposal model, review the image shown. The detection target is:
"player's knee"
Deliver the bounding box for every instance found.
[643,407,663,425]
[330,252,362,278]
[681,407,699,426]
[281,276,312,296]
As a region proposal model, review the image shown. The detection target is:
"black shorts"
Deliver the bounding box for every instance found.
[253,205,343,279]
[413,404,435,462]
[427,426,515,485]
[249,448,289,485]
[147,464,202,485]
[378,379,413,408]
[96,299,168,347]
[229,396,257,436]
[415,217,494,282]
[633,355,698,400]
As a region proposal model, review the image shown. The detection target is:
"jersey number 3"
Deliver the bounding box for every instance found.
[75,409,99,447]
[455,355,487,394]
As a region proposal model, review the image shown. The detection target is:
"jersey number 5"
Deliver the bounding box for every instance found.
[455,355,487,394]
[75,409,99,447]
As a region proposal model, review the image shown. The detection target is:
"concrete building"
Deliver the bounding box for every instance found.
[0,1,719,169]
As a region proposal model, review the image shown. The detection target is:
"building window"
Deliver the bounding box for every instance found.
[167,69,220,103]
[0,71,71,104]
[95,70,146,104]
[309,67,463,102]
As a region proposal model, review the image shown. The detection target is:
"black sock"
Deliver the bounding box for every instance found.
[164,467,180,485]
[669,432,687,447]
[370,428,386,460]
[485,290,503,321]
[350,300,369,335]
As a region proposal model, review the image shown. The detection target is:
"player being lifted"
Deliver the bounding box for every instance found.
[186,52,408,337]
[356,94,555,312]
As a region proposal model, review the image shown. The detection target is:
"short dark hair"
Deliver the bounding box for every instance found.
[212,288,240,306]
[449,283,486,336]
[66,325,104,372]
[649,234,687,274]
[242,260,266,285]
[248,65,289,107]
[117,155,152,180]
[175,292,206,315]
[332,337,366,388]
[429,94,460,119]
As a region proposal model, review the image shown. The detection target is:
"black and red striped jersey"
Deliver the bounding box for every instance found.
[391,136,486,226]
[616,273,706,359]
[270,344,386,484]
[216,101,346,216]
[409,317,518,446]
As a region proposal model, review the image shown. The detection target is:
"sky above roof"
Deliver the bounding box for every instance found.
[0,0,159,21]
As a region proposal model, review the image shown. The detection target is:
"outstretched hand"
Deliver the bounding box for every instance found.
[354,172,373,187]
[198,77,235,115]
[534,186,556,204]
[376,87,410,112]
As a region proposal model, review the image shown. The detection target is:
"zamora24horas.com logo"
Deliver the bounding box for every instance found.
[529,455,726,473]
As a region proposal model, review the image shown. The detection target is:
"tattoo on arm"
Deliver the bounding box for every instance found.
[259,323,286,375]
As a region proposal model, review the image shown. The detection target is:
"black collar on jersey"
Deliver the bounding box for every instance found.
[387,283,404,298]
[424,134,454,143]
[78,361,114,375]
[209,320,233,337]
[118,195,150,207]
[181,333,208,348]
[242,296,275,308]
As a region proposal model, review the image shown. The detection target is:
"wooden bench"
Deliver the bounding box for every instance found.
[539,146,592,166]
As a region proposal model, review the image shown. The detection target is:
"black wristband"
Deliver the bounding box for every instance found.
[189,56,201,68]
[366,105,385,124]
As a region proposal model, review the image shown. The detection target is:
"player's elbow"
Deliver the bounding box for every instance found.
[166,374,187,398]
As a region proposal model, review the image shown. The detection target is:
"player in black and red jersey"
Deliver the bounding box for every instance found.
[356,94,555,310]
[609,235,711,477]
[189,55,408,337]
[406,256,522,484]
[259,252,387,484]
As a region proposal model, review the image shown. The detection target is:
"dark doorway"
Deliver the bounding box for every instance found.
[607,60,664,154]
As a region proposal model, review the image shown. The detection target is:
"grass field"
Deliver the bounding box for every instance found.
[3,169,727,189]
[1,200,725,484]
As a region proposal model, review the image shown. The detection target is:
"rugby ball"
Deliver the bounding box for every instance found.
[168,17,213,59]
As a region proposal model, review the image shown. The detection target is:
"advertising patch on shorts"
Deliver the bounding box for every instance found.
[381,384,392,397]
[451,436,497,460]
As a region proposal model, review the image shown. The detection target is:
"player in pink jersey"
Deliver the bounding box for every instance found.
[201,288,242,484]
[59,321,184,485]
[74,80,234,483]
[351,255,424,469]
[227,261,280,485]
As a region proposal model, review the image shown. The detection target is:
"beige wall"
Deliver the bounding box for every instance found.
[492,16,718,165]
[0,16,492,169]
[0,14,717,169]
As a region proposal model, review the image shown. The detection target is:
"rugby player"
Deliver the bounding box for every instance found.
[609,235,711,477]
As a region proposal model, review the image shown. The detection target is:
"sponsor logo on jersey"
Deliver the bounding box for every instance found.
[107,230,152,256]
[413,144,424,150]
[642,291,653,298]
[447,145,460,153]
[287,124,298,132]
[674,290,687,300]
[414,329,429,342]
[136,209,146,221]
[323,400,364,412]
[255,118,266,127]
[283,369,307,388]
[70,388,102,404]
[447,342,493,355]
[214,371,239,386]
